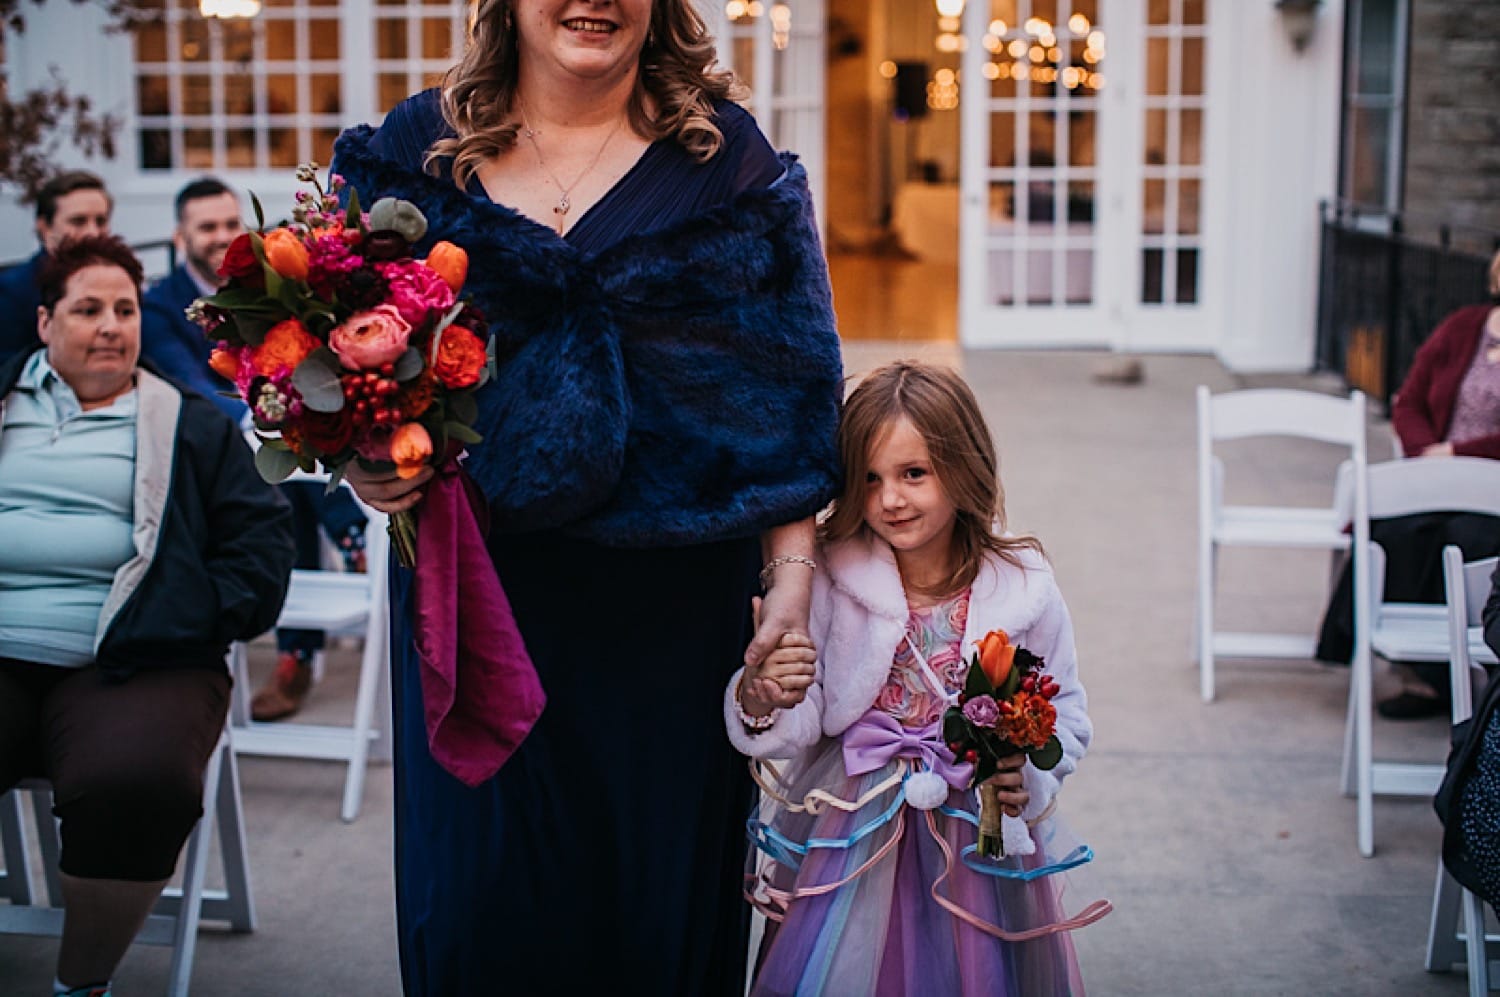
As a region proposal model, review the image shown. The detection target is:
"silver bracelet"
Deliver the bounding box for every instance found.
[758,554,816,591]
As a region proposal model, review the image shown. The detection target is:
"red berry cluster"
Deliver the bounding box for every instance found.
[1020,673,1061,699]
[342,363,403,430]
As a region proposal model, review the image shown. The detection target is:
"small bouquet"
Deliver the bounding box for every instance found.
[942,629,1063,858]
[190,164,492,567]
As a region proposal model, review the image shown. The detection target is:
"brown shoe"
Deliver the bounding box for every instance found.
[251,652,314,721]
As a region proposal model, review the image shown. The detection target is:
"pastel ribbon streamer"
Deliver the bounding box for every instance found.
[412,459,546,787]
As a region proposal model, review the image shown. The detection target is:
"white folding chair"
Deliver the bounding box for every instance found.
[229,476,391,822]
[1195,385,1368,702]
[1344,458,1500,856]
[0,727,255,997]
[1426,548,1499,993]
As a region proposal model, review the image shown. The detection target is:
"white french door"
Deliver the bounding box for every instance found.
[959,0,1216,351]
[704,0,828,226]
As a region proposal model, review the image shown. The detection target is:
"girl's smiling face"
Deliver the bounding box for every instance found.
[862,416,959,579]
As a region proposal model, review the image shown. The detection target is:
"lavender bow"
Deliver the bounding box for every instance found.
[841,709,973,788]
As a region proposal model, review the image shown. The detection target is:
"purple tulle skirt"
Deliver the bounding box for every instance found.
[745,737,1109,996]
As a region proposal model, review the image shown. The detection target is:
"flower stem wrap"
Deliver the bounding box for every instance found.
[978,782,1004,858]
[388,508,418,568]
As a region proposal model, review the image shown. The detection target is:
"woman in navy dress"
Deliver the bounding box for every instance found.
[334,1,842,993]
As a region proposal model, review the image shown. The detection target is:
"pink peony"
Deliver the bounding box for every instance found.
[378,259,455,327]
[329,304,412,371]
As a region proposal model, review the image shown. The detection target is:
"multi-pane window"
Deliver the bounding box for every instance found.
[135,1,466,173]
[1339,0,1405,213]
[982,0,1104,307]
[1140,0,1206,305]
[374,1,467,116]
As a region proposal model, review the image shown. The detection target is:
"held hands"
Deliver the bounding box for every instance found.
[738,595,817,718]
[983,752,1030,819]
[1420,442,1455,457]
[343,461,434,515]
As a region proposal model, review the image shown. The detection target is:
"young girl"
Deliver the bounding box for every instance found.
[724,361,1109,996]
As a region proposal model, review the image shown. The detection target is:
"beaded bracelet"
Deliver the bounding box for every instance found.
[735,688,780,735]
[758,553,817,591]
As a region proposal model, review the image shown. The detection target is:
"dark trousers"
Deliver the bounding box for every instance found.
[0,658,229,881]
[1316,512,1500,693]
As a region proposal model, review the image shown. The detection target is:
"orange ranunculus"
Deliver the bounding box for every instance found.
[976,629,1016,689]
[391,422,433,479]
[208,346,241,381]
[251,318,321,377]
[431,325,487,389]
[397,371,436,420]
[424,241,469,292]
[262,228,311,281]
[998,693,1057,751]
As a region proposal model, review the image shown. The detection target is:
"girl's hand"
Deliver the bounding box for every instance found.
[343,461,434,514]
[983,752,1030,818]
[739,633,816,716]
[1421,442,1455,457]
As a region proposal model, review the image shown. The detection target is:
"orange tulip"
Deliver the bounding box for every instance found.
[976,629,1016,689]
[208,346,241,381]
[262,228,310,281]
[424,240,469,292]
[391,422,434,479]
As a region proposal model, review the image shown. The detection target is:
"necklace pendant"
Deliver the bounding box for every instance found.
[555,193,571,216]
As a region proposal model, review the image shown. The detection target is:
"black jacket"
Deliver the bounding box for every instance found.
[0,348,295,679]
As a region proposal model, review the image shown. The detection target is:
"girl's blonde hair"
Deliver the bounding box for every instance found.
[426,0,742,190]
[821,361,1044,598]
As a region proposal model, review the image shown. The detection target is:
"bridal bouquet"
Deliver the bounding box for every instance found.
[189,164,491,566]
[942,629,1063,858]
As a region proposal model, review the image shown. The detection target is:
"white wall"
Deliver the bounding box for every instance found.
[1210,0,1346,372]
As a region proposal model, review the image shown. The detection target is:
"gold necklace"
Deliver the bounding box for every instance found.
[518,99,625,233]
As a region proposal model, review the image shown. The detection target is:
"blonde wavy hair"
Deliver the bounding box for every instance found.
[821,362,1045,600]
[426,0,743,190]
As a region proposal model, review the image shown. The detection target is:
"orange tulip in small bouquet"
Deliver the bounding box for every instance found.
[189,163,491,567]
[942,629,1063,858]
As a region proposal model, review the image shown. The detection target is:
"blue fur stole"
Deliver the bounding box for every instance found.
[332,121,842,547]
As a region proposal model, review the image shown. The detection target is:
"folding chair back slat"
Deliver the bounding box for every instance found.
[1196,385,1368,703]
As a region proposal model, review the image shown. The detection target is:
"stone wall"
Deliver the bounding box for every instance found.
[1402,0,1500,246]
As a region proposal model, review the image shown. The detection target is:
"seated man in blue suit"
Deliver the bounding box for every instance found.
[143,177,367,721]
[0,171,112,363]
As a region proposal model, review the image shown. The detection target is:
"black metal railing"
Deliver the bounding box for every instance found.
[1316,200,1499,408]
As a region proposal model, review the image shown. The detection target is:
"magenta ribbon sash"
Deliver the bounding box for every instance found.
[841,709,972,788]
[412,461,546,788]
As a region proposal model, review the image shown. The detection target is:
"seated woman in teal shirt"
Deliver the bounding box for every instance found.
[0,234,294,997]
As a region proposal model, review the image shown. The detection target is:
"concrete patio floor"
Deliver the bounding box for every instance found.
[0,345,1481,996]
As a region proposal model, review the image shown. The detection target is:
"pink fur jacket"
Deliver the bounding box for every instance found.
[724,530,1092,822]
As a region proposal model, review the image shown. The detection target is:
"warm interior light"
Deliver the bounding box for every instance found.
[200,0,260,16]
[934,0,965,17]
[989,19,1008,36]
[878,60,899,79]
[1068,13,1091,34]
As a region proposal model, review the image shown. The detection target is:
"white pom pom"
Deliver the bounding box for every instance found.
[905,770,950,811]
[1001,813,1035,856]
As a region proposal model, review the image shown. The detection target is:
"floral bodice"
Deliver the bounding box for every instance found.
[873,589,971,728]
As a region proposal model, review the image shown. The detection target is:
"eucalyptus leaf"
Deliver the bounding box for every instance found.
[254,443,301,483]
[205,287,272,309]
[291,349,347,413]
[393,348,423,382]
[1030,735,1064,772]
[447,390,478,426]
[325,462,347,495]
[444,421,482,445]
[427,302,466,363]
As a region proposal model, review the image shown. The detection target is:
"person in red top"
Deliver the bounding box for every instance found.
[1317,249,1500,717]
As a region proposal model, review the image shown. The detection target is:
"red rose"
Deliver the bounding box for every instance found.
[218,232,265,288]
[301,406,355,456]
[431,325,488,389]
